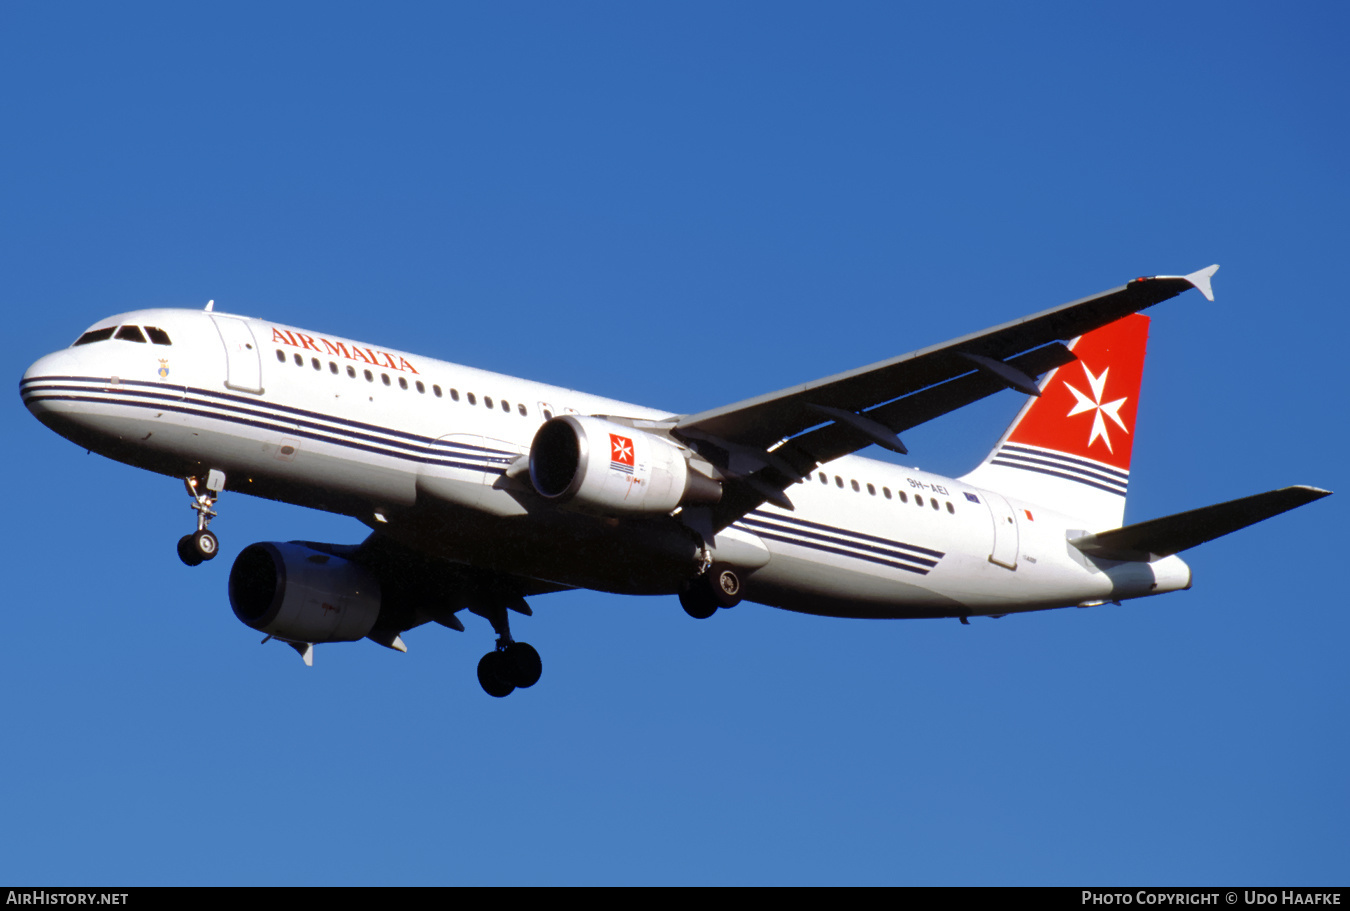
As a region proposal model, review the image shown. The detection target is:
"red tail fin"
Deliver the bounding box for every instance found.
[961,314,1150,526]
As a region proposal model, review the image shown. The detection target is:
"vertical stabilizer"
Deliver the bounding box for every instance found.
[960,313,1150,528]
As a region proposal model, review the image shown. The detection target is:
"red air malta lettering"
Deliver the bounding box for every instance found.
[271,328,419,374]
[1003,313,1149,472]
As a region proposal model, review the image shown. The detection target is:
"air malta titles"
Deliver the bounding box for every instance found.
[271,327,419,374]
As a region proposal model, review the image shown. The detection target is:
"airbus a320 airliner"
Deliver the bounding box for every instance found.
[21,266,1330,696]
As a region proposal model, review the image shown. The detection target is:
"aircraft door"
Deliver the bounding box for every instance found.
[982,491,1020,570]
[211,316,263,394]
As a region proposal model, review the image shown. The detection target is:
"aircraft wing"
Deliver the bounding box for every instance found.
[302,532,571,635]
[670,266,1218,529]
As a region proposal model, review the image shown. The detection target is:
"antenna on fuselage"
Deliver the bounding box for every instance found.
[205,299,215,312]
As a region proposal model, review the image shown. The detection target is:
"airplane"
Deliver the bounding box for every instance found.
[20,265,1331,696]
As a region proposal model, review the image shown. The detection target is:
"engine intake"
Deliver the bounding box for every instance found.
[229,542,382,643]
[529,415,720,515]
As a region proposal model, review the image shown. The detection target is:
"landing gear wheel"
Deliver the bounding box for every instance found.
[180,472,224,567]
[712,566,742,607]
[177,535,204,567]
[679,564,743,618]
[191,529,219,561]
[679,587,718,620]
[504,642,542,688]
[477,651,516,698]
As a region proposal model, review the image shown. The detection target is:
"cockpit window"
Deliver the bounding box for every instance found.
[144,326,172,345]
[115,325,148,343]
[73,327,115,346]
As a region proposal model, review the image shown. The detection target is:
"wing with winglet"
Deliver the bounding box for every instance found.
[669,266,1220,531]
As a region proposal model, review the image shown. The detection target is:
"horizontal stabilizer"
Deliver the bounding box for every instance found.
[1069,485,1331,561]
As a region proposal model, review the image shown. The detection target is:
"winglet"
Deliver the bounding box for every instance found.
[287,640,314,666]
[1183,264,1219,302]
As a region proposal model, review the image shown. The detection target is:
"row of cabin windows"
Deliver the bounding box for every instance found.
[277,349,542,418]
[810,470,956,514]
[74,325,173,346]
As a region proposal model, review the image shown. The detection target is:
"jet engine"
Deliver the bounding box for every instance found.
[529,415,720,515]
[228,542,382,643]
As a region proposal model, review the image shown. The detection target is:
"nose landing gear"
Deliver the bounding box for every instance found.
[177,470,226,566]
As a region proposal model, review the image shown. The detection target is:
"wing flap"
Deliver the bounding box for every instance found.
[779,342,1075,470]
[1068,485,1331,561]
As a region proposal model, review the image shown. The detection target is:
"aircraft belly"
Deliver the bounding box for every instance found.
[743,553,961,618]
[376,504,701,595]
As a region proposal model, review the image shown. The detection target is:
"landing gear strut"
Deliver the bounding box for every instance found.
[472,598,542,698]
[679,564,742,619]
[177,469,225,567]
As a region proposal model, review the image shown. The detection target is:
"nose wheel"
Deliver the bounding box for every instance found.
[178,470,226,566]
[177,530,219,567]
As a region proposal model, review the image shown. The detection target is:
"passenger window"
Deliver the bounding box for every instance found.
[364,369,373,382]
[312,357,321,370]
[867,483,876,495]
[145,326,172,345]
[398,376,408,390]
[347,366,356,378]
[293,353,303,367]
[899,491,908,504]
[931,498,940,511]
[543,409,553,420]
[451,389,460,402]
[518,403,527,416]
[916,495,924,507]
[501,400,510,412]
[468,393,477,405]
[329,362,338,374]
[835,476,844,488]
[850,480,860,492]
[819,473,827,484]
[115,325,147,343]
[883,487,892,499]
[485,396,494,409]
[416,381,425,394]
[381,373,391,386]
[946,501,955,514]
[276,350,286,362]
[433,385,442,397]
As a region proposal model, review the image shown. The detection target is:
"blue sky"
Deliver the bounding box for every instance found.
[3,1,1345,885]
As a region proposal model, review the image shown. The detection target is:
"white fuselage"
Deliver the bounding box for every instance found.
[21,308,1191,620]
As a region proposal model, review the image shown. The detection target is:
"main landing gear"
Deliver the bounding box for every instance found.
[678,564,743,619]
[472,598,543,698]
[177,469,226,567]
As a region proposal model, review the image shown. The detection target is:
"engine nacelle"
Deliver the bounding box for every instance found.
[529,415,721,515]
[229,542,382,643]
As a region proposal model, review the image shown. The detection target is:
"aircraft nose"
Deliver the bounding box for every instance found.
[20,350,70,418]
